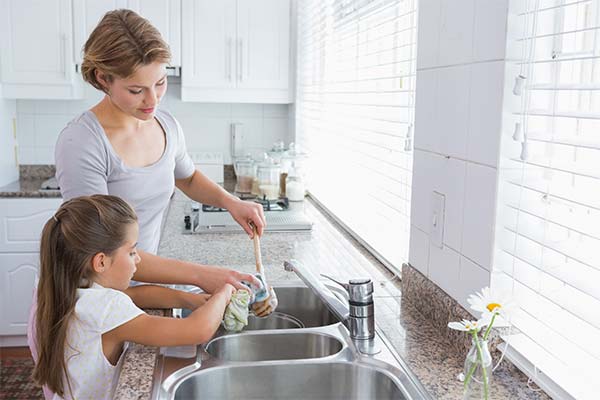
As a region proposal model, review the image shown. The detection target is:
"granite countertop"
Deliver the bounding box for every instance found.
[115,189,550,400]
[0,166,60,198]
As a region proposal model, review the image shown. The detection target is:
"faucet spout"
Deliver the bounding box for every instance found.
[283,260,350,323]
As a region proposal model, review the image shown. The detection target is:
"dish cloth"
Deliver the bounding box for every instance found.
[223,290,251,332]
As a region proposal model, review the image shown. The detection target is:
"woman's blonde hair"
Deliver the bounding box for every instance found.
[32,195,137,397]
[81,9,171,93]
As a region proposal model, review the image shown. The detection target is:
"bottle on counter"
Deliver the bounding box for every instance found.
[285,162,305,202]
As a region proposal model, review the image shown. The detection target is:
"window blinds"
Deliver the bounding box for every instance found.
[295,0,417,269]
[494,0,600,398]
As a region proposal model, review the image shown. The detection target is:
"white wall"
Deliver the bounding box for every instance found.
[15,81,291,165]
[409,0,510,309]
[0,92,18,186]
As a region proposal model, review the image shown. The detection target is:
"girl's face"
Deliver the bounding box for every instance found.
[95,222,141,290]
[105,62,168,121]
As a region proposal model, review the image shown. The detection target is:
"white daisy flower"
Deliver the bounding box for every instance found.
[467,286,514,320]
[447,319,487,332]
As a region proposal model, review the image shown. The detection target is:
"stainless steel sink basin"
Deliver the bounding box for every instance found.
[205,330,344,362]
[178,284,339,330]
[173,362,408,400]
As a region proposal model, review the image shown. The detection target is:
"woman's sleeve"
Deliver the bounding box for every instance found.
[172,117,196,180]
[55,124,109,201]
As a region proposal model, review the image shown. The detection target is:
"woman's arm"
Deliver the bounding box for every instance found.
[133,249,260,293]
[175,170,266,237]
[108,284,236,346]
[124,285,211,310]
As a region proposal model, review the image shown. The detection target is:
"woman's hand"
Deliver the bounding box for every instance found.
[196,266,261,294]
[225,198,266,237]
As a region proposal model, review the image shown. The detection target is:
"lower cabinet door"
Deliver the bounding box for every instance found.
[0,253,39,336]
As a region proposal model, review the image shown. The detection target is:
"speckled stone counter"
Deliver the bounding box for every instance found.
[114,189,550,400]
[0,165,60,198]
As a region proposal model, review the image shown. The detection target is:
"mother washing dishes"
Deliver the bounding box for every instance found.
[55,9,269,297]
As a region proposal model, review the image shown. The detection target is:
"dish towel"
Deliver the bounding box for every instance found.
[223,289,251,332]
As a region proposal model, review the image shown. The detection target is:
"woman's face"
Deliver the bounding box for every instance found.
[105,62,168,121]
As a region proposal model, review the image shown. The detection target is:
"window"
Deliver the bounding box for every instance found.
[493,0,600,398]
[295,0,417,270]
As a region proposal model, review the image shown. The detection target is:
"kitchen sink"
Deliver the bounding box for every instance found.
[205,329,345,362]
[155,281,432,400]
[174,361,408,400]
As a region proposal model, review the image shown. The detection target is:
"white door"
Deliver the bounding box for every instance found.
[0,253,39,335]
[127,0,182,66]
[181,0,236,89]
[237,0,290,90]
[0,0,75,86]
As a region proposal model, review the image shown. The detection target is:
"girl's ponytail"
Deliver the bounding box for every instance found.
[32,195,137,396]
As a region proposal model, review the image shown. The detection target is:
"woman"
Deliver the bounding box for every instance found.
[54,9,266,293]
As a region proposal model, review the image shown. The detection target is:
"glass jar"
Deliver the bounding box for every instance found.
[285,163,305,202]
[234,159,255,194]
[256,158,280,200]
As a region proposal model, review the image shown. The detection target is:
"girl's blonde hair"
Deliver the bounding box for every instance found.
[81,9,171,93]
[32,195,137,396]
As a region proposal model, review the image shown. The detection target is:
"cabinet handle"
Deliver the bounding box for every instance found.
[238,38,243,82]
[226,37,232,81]
[60,34,67,79]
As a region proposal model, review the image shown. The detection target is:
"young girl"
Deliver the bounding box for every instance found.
[32,195,236,400]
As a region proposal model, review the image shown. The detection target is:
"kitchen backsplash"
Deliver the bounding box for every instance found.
[15,80,292,165]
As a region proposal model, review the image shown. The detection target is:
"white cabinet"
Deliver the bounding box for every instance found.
[0,198,61,345]
[181,0,291,103]
[73,0,182,67]
[0,0,82,99]
[0,253,40,337]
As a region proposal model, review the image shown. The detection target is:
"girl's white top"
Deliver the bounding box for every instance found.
[54,283,144,400]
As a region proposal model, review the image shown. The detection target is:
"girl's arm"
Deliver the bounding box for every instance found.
[124,285,211,310]
[107,284,236,347]
[133,249,260,293]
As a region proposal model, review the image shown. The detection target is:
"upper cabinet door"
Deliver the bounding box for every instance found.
[237,0,290,90]
[181,0,236,90]
[73,0,181,66]
[0,0,80,98]
[127,0,182,66]
[72,0,128,66]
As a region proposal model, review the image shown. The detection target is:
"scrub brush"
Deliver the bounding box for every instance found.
[250,224,277,317]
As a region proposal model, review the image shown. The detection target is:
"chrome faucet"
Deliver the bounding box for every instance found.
[283,260,375,341]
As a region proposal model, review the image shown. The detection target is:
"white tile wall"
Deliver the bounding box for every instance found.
[410,0,509,304]
[15,82,290,165]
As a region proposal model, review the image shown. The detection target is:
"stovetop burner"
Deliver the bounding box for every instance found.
[202,197,289,212]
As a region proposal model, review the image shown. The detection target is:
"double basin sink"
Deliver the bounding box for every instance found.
[153,282,431,400]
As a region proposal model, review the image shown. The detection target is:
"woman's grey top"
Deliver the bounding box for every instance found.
[55,109,195,254]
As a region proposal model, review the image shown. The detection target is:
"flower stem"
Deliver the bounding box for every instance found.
[482,312,498,341]
[474,334,489,400]
[463,332,478,391]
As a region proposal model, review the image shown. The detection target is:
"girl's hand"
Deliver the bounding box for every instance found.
[225,198,266,238]
[185,293,212,310]
[218,283,237,303]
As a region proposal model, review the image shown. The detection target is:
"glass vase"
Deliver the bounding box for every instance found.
[462,338,492,400]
